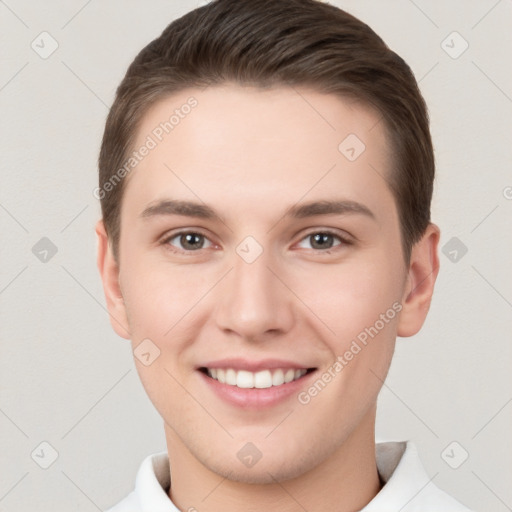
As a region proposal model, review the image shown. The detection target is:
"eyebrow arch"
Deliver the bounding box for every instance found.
[284,199,375,220]
[139,198,375,222]
[140,200,225,222]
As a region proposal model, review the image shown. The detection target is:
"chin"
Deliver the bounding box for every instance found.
[202,443,327,485]
[212,461,308,485]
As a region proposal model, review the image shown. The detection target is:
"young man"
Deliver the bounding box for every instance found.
[96,0,472,510]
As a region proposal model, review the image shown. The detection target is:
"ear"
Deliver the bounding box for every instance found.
[95,219,131,340]
[397,223,440,337]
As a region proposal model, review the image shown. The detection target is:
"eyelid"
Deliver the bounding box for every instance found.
[294,228,353,250]
[299,227,352,241]
[160,227,353,254]
[160,228,216,253]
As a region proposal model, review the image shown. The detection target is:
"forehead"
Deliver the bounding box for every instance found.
[122,84,394,223]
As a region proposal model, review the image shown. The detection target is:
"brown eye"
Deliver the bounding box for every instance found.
[164,231,213,252]
[297,231,350,251]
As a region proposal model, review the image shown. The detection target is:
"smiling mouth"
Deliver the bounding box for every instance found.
[199,367,316,389]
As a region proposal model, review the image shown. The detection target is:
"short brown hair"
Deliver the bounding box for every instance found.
[98,0,434,264]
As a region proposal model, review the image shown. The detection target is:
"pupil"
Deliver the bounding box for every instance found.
[183,233,202,250]
[312,233,332,249]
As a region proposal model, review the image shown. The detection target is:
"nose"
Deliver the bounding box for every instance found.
[214,245,294,342]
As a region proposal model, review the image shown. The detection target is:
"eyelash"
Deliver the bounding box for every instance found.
[160,229,353,255]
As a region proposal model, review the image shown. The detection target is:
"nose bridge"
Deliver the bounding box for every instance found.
[214,243,292,339]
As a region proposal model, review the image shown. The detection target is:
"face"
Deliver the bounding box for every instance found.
[98,84,436,484]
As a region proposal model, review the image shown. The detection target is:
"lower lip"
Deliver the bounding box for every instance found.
[198,370,317,409]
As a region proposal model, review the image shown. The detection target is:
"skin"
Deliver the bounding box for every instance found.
[96,84,440,512]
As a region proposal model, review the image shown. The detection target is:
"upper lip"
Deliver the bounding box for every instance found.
[197,358,317,372]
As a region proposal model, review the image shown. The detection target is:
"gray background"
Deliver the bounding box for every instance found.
[1,0,511,510]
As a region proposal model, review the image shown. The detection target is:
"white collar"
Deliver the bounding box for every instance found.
[362,441,471,511]
[107,441,471,511]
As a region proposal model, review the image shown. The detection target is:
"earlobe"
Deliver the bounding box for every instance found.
[397,223,440,338]
[95,219,131,340]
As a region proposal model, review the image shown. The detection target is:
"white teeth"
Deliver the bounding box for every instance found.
[284,369,295,383]
[272,369,285,386]
[225,368,237,386]
[254,370,272,388]
[236,370,254,388]
[205,367,309,388]
[294,369,302,380]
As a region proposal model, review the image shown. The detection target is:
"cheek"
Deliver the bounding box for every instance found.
[121,255,210,336]
[292,256,404,341]
[120,258,202,415]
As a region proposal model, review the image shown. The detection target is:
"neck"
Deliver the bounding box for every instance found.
[165,406,381,512]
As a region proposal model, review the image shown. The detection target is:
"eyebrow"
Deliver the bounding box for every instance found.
[139,198,375,222]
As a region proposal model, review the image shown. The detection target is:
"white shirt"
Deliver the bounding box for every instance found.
[105,441,473,511]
